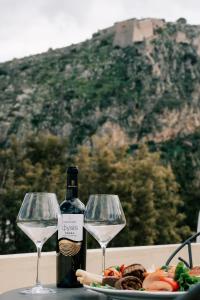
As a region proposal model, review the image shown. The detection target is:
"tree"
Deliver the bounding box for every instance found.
[161,131,200,231]
[0,133,68,254]
[75,138,190,248]
[129,144,190,245]
[0,133,191,254]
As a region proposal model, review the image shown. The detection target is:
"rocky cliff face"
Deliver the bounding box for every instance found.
[0,17,200,147]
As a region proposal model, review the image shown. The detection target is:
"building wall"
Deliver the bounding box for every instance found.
[113,19,136,47]
[176,31,190,44]
[113,18,165,47]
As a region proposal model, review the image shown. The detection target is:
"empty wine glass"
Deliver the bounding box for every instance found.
[84,194,126,273]
[16,192,60,294]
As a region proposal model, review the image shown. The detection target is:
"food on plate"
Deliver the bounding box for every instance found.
[115,276,143,290]
[122,263,146,281]
[76,269,102,285]
[166,265,176,278]
[174,262,200,291]
[189,266,200,276]
[142,269,177,291]
[102,276,119,287]
[103,265,122,277]
[143,262,200,292]
[76,261,200,293]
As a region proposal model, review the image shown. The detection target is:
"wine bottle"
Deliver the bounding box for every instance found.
[56,166,86,288]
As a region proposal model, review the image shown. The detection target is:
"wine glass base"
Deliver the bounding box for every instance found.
[20,285,56,294]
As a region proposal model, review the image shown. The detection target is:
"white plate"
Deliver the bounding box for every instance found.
[84,285,186,300]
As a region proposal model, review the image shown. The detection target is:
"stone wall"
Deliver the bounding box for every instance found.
[113,18,137,47]
[193,36,200,55]
[133,19,154,42]
[176,31,190,44]
[113,18,165,47]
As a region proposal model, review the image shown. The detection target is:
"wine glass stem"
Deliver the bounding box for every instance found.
[36,245,42,286]
[101,245,106,273]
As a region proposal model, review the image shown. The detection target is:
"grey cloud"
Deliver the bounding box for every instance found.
[40,0,93,23]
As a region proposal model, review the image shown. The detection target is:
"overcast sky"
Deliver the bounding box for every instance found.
[1,0,200,63]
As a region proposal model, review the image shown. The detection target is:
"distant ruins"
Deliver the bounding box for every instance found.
[93,18,165,47]
[93,18,200,55]
[113,18,164,47]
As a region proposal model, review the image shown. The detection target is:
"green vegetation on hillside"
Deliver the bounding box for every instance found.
[1,20,200,146]
[160,129,200,230]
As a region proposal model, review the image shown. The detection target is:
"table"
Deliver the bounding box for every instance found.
[0,286,108,300]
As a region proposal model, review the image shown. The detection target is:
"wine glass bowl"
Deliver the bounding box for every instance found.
[84,194,126,273]
[17,192,60,294]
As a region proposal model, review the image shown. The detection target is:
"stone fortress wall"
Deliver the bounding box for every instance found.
[93,18,165,47]
[113,18,165,47]
[93,17,200,55]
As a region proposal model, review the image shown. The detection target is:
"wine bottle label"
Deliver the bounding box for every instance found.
[58,214,83,242]
[59,239,81,256]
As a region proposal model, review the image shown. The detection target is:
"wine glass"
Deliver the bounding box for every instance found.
[16,192,60,294]
[84,194,126,273]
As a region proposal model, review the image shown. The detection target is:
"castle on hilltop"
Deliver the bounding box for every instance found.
[113,18,165,47]
[93,18,165,47]
[93,17,200,51]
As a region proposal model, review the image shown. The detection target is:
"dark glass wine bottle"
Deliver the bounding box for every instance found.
[56,166,86,288]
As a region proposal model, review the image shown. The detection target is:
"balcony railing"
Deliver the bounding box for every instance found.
[1,243,200,294]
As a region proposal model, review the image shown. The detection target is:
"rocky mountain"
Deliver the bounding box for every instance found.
[1,17,200,148]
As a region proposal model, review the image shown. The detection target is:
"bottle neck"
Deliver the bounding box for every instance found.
[66,172,78,200]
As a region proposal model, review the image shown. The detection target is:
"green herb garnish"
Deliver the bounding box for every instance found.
[113,265,120,271]
[91,282,102,288]
[91,282,114,289]
[175,262,200,291]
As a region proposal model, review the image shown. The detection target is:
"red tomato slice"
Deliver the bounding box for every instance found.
[160,277,179,291]
[120,264,126,273]
[104,267,121,277]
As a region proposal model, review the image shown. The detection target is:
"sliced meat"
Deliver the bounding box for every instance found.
[102,276,119,287]
[122,264,146,281]
[115,276,142,290]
